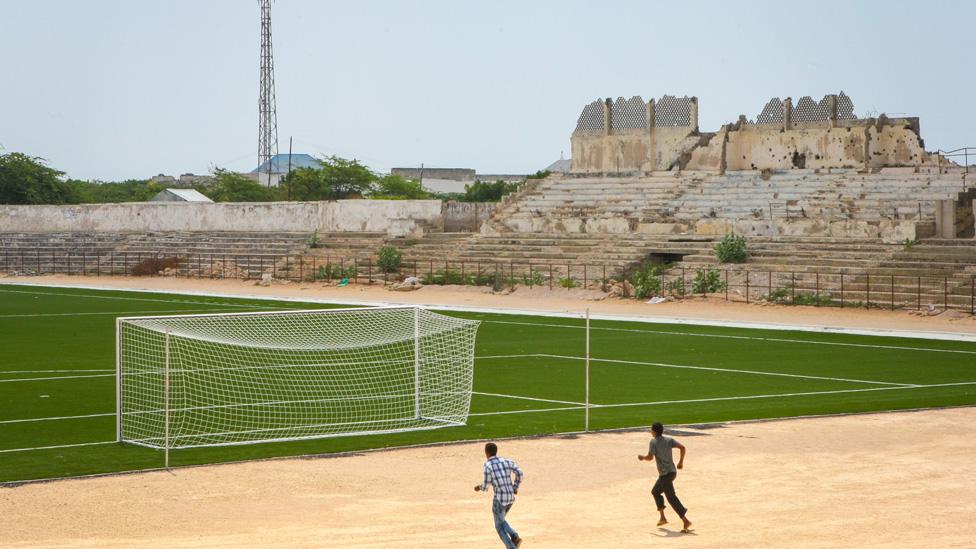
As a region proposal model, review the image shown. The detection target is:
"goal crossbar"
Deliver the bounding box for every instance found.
[117,304,417,323]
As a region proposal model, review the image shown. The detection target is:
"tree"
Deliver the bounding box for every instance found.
[282,166,329,201]
[207,169,276,202]
[282,155,376,200]
[462,179,520,202]
[64,179,169,203]
[320,155,375,199]
[0,152,72,204]
[372,174,429,199]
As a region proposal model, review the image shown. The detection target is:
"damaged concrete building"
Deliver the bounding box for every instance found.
[547,93,972,243]
[570,93,939,174]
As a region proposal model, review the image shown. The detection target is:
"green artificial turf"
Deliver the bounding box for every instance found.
[1,283,974,484]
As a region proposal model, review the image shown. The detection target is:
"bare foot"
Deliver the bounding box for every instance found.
[681,518,693,532]
[657,518,668,526]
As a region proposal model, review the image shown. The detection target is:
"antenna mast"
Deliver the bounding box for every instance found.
[258,0,279,181]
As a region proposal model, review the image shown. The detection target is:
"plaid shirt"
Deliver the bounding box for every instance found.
[480,456,523,505]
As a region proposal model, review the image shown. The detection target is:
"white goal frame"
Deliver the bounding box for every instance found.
[116,306,479,465]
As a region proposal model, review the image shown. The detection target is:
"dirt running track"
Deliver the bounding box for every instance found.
[2,407,975,548]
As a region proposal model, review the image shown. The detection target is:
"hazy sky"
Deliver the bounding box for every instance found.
[2,0,974,181]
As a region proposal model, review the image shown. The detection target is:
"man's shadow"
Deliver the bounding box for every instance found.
[651,527,696,538]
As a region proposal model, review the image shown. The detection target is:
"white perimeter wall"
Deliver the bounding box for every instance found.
[0,200,444,237]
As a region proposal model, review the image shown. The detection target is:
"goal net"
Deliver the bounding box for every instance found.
[117,306,480,449]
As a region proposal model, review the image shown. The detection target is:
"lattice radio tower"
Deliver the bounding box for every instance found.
[258,0,279,173]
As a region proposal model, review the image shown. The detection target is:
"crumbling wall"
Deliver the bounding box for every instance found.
[684,130,725,171]
[0,200,445,238]
[724,123,864,170]
[571,127,705,173]
[571,93,941,174]
[867,118,934,168]
[442,201,496,232]
[570,95,700,173]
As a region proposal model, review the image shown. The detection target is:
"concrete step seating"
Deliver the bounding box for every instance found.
[671,238,976,309]
[0,231,314,276]
[495,172,972,231]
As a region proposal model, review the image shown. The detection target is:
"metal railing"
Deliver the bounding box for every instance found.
[2,249,975,314]
[938,147,975,174]
[766,201,932,221]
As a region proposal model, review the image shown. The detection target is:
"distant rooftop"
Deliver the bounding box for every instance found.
[150,188,213,203]
[251,153,321,174]
[545,157,572,173]
[391,167,476,181]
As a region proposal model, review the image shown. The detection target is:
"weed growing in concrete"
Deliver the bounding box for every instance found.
[715,233,748,263]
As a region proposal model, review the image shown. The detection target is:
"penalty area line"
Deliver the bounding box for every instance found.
[0,413,114,425]
[0,369,113,374]
[12,380,974,426]
[0,373,114,383]
[482,320,976,355]
[0,308,275,319]
[0,440,117,454]
[0,288,289,310]
[0,392,584,425]
[469,406,584,417]
[539,354,917,387]
[590,380,976,409]
[473,391,585,406]
[470,380,976,417]
[475,354,544,360]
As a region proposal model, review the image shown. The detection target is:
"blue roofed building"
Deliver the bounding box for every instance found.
[249,153,321,186]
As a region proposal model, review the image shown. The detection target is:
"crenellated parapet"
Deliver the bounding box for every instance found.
[570,92,941,174]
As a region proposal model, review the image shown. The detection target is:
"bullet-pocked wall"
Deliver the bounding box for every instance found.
[570,93,940,174]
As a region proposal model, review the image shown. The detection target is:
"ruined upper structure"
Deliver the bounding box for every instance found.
[570,93,940,173]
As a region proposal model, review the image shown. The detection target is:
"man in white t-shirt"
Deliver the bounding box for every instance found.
[638,422,692,532]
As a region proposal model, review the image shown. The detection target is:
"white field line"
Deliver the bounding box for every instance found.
[589,380,976,409]
[475,354,551,360]
[0,369,113,374]
[0,373,113,383]
[469,380,976,417]
[536,354,917,387]
[0,288,286,310]
[0,413,114,425]
[8,377,971,429]
[484,320,976,356]
[3,354,530,382]
[4,381,975,450]
[0,308,271,319]
[0,441,117,454]
[1,394,579,427]
[6,281,976,343]
[469,406,584,417]
[473,391,585,406]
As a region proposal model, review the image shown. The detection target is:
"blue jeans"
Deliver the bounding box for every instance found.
[492,499,519,548]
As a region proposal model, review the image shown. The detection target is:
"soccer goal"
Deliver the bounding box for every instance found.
[116,306,480,461]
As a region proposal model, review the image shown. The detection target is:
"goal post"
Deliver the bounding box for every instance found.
[116,306,480,451]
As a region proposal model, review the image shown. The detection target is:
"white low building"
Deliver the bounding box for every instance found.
[150,188,214,203]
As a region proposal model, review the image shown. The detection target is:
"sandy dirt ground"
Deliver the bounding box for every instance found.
[7,274,976,336]
[2,408,974,548]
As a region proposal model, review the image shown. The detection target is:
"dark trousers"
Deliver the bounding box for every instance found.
[652,472,687,518]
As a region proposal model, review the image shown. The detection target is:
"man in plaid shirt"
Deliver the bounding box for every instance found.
[474,442,523,548]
